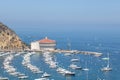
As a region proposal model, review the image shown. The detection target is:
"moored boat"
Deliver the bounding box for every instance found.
[0,77,9,80]
[71,58,79,62]
[41,72,51,78]
[101,53,112,71]
[34,78,49,80]
[69,64,82,70]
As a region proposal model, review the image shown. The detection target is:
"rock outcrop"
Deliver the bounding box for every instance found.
[0,22,28,51]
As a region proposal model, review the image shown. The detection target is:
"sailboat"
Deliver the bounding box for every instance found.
[82,61,89,71]
[64,39,72,56]
[101,53,112,71]
[67,38,71,50]
[82,55,89,71]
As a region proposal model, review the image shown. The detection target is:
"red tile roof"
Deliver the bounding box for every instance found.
[39,37,56,43]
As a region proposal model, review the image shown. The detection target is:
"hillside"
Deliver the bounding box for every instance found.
[0,22,28,51]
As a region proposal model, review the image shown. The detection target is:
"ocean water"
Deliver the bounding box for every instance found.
[0,25,120,80]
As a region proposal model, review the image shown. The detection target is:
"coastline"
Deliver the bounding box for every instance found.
[26,49,102,57]
[0,48,102,57]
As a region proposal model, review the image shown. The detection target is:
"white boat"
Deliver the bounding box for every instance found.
[64,53,72,56]
[41,72,51,78]
[101,65,112,71]
[18,76,28,79]
[56,67,75,76]
[69,64,82,70]
[0,77,9,80]
[64,71,75,76]
[97,78,105,80]
[82,68,89,71]
[34,78,49,80]
[101,53,112,71]
[71,58,79,62]
[94,52,102,57]
[102,57,109,60]
[33,70,43,74]
[97,78,102,80]
[82,60,89,71]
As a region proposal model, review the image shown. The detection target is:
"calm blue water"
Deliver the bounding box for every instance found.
[0,25,120,80]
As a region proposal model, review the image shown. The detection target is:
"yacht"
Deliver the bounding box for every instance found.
[101,65,112,71]
[101,53,112,71]
[94,52,102,57]
[18,75,28,79]
[102,57,109,60]
[82,68,89,71]
[97,78,105,80]
[71,58,79,62]
[0,77,9,80]
[64,71,75,76]
[64,53,72,56]
[82,60,89,71]
[56,67,75,76]
[35,78,49,80]
[41,72,51,78]
[69,64,82,70]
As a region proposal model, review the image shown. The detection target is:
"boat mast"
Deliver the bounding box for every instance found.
[107,53,110,68]
[67,38,71,50]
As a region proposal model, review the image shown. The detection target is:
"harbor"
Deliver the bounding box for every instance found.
[0,48,115,80]
[0,36,115,80]
[0,0,120,79]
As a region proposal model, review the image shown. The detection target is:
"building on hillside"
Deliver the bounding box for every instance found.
[31,37,56,51]
[31,41,40,50]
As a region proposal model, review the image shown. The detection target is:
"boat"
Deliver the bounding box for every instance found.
[0,77,9,80]
[97,77,105,80]
[64,71,75,76]
[94,52,102,57]
[69,64,82,70]
[71,58,79,62]
[82,68,89,71]
[82,60,89,71]
[67,39,71,50]
[101,65,112,71]
[56,67,75,76]
[18,76,28,79]
[102,57,109,60]
[97,78,101,80]
[33,70,43,74]
[41,72,51,78]
[64,53,72,56]
[101,53,112,71]
[34,78,49,80]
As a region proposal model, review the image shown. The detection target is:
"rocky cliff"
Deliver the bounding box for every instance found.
[0,22,28,51]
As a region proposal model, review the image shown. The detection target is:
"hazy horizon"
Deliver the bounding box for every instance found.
[0,0,120,31]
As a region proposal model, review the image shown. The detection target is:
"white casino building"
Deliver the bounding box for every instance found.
[31,37,56,51]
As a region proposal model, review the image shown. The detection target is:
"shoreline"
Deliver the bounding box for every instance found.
[0,49,102,57]
[26,49,103,57]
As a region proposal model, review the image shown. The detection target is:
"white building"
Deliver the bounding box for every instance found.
[31,41,40,50]
[31,37,56,51]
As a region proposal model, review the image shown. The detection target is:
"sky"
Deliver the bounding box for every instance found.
[0,0,120,31]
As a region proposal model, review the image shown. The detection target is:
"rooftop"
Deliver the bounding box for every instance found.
[39,37,56,44]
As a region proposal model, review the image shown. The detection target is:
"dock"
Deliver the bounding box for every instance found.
[30,49,102,57]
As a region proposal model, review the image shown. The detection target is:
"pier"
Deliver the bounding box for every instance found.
[31,49,102,57]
